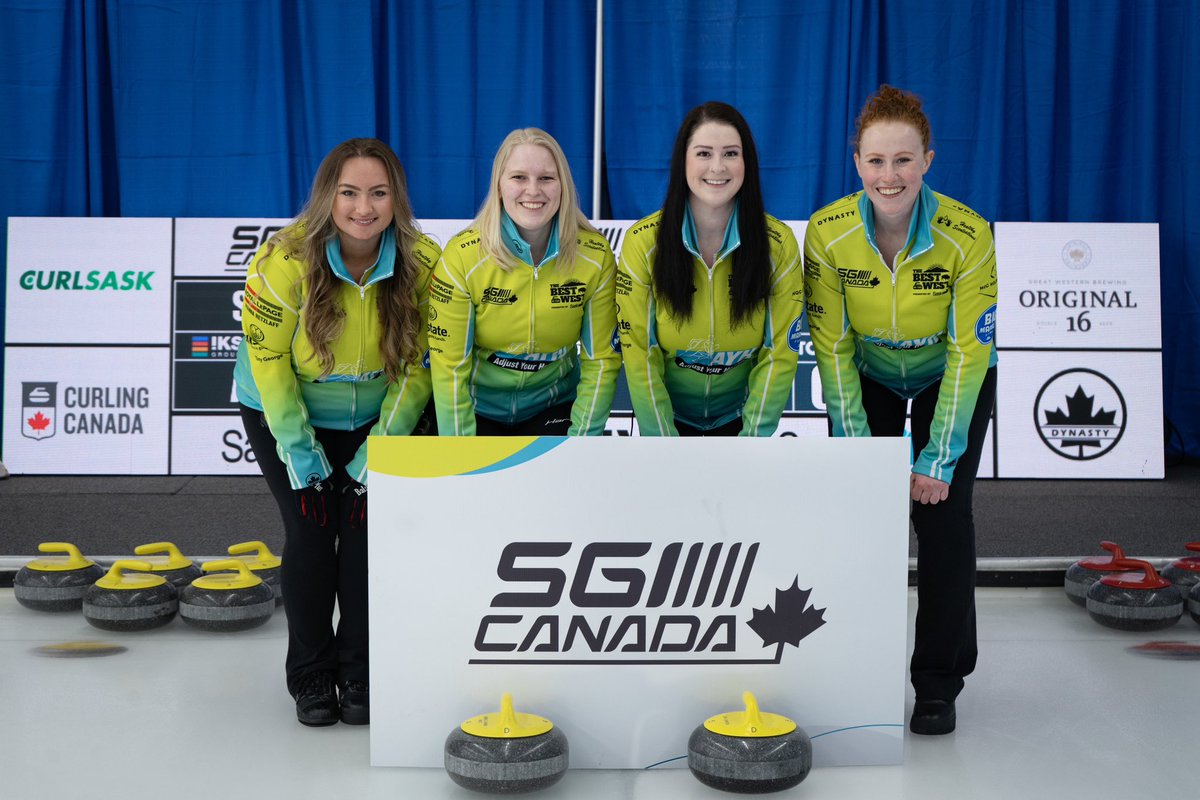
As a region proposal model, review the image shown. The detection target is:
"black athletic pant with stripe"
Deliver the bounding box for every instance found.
[858,366,997,703]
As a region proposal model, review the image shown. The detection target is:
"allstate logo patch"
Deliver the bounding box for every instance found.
[611,324,621,353]
[787,316,804,352]
[421,350,431,369]
[1061,240,1092,270]
[975,305,997,345]
[1034,368,1126,460]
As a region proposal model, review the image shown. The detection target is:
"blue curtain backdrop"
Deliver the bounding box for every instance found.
[1,0,1196,461]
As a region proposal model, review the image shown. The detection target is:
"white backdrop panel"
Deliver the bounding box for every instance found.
[3,347,170,474]
[368,436,911,770]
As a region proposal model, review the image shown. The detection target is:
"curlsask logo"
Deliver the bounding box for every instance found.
[470,541,826,665]
[22,382,57,440]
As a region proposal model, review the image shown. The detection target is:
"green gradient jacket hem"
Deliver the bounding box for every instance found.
[427,226,620,435]
[234,227,441,488]
[616,210,804,435]
[803,185,998,482]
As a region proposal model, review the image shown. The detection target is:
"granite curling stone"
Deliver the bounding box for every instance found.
[1189,582,1200,627]
[14,542,106,612]
[132,541,203,591]
[226,541,283,606]
[179,559,274,632]
[1161,542,1200,602]
[1064,541,1128,607]
[688,691,812,794]
[444,692,569,794]
[1086,559,1183,632]
[83,560,178,631]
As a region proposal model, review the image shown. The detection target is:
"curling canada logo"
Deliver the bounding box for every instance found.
[469,541,826,665]
[22,382,57,440]
[1034,368,1127,460]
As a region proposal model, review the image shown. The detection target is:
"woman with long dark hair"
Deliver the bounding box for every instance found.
[616,102,803,435]
[234,138,440,726]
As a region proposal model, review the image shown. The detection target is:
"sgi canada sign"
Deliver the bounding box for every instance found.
[368,436,910,770]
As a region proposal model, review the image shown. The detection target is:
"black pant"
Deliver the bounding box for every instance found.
[240,405,372,696]
[475,400,575,435]
[858,366,997,703]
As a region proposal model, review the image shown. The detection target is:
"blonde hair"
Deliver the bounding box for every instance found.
[272,138,423,380]
[473,128,595,271]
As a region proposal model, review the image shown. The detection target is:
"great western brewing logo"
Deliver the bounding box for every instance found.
[469,541,826,665]
[1061,240,1092,270]
[1034,368,1127,460]
[21,381,149,438]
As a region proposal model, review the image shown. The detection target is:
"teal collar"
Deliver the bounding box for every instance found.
[683,200,741,264]
[501,209,560,267]
[326,227,396,286]
[857,183,938,261]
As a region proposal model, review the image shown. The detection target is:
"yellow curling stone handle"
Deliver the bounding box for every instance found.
[96,561,168,591]
[703,691,797,738]
[27,542,95,572]
[461,692,555,739]
[134,541,193,570]
[193,559,262,590]
[227,540,281,569]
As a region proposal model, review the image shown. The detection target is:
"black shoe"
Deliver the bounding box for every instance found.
[340,680,370,725]
[294,671,339,727]
[910,700,956,735]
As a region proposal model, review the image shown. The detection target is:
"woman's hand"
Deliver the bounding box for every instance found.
[910,473,950,505]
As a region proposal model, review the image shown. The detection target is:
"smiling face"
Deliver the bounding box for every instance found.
[685,121,744,215]
[854,120,934,225]
[331,156,394,249]
[500,143,562,241]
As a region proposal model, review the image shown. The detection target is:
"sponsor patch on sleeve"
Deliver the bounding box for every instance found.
[975,304,997,345]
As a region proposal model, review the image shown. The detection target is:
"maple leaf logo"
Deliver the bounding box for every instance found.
[1043,385,1117,454]
[746,577,827,663]
[27,412,51,432]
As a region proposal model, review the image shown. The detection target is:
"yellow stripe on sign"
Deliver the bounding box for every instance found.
[368,436,563,478]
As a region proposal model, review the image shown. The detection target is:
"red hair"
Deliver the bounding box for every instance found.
[854,85,932,152]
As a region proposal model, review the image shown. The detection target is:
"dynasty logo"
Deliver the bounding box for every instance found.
[1034,368,1127,460]
[470,541,826,665]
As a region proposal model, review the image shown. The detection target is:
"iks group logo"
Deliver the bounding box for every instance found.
[1034,368,1127,460]
[469,541,826,666]
[22,382,57,440]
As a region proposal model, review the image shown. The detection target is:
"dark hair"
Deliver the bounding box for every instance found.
[654,101,770,327]
[854,85,932,152]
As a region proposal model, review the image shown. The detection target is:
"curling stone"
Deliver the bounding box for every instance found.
[14,542,106,612]
[1189,582,1200,627]
[83,560,178,631]
[132,541,203,591]
[1085,559,1183,632]
[179,559,274,632]
[1064,541,1129,607]
[444,692,569,793]
[1161,543,1200,601]
[227,541,283,606]
[688,691,811,794]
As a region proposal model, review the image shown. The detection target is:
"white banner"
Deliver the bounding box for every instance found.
[995,351,1163,478]
[5,217,172,344]
[3,347,170,474]
[368,436,911,769]
[995,222,1161,349]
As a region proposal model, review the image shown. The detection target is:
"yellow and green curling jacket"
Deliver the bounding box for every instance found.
[616,208,804,435]
[427,219,620,435]
[803,185,998,483]
[234,226,441,488]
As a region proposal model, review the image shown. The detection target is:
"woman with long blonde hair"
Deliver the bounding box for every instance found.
[234,137,441,726]
[428,128,619,435]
